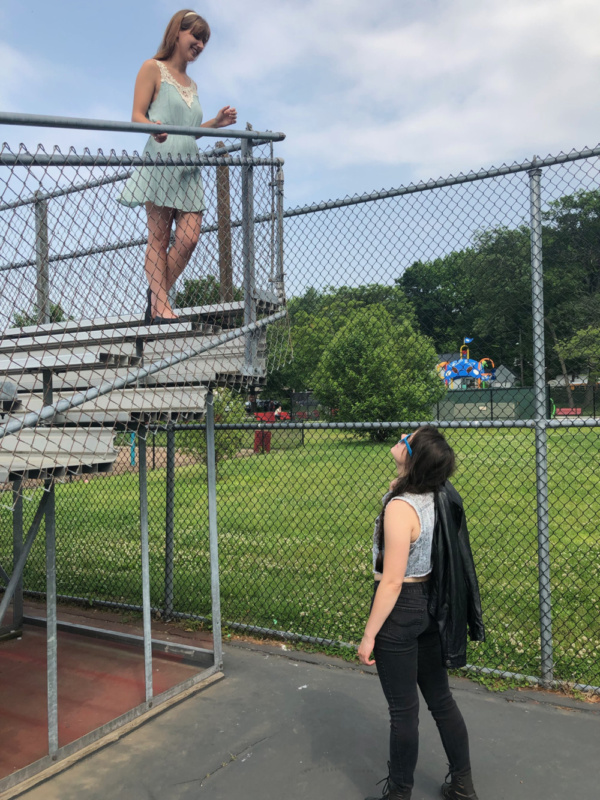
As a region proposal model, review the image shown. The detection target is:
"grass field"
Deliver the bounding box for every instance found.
[1,427,599,687]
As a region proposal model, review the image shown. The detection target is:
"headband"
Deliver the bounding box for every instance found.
[183,11,197,18]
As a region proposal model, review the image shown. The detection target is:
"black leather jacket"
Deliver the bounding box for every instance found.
[429,481,485,668]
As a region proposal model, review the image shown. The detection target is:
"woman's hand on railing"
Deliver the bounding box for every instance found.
[152,121,168,143]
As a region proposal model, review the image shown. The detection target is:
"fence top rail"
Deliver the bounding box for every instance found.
[0,153,283,168]
[161,418,600,432]
[0,141,245,213]
[0,111,285,142]
[282,144,600,218]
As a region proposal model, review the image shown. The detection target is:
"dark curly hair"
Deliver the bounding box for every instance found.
[374,426,456,572]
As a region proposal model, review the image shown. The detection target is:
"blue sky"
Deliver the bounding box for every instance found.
[1,0,600,208]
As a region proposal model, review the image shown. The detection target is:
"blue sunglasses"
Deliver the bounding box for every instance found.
[398,434,413,457]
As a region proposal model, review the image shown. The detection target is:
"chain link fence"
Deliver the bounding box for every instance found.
[1,125,599,692]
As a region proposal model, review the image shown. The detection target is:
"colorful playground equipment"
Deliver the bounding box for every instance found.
[438,338,497,389]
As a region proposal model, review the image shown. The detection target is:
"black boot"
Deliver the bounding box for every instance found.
[366,764,412,799]
[441,767,478,799]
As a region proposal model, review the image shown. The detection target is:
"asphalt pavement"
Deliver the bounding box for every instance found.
[16,641,599,800]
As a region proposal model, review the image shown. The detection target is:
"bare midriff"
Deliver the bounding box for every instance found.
[374,573,431,583]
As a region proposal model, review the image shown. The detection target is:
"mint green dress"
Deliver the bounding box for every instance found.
[118,60,206,212]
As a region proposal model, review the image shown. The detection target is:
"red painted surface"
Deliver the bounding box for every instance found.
[0,626,203,780]
[555,408,582,416]
[253,411,290,422]
[253,430,272,453]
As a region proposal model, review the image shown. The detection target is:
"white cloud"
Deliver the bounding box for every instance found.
[4,0,600,201]
[160,0,600,185]
[0,42,49,110]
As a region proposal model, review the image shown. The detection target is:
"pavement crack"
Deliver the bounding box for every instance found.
[174,735,273,788]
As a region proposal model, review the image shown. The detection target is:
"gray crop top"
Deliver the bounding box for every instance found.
[372,491,435,578]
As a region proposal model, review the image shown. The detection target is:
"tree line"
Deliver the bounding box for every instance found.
[265,188,600,416]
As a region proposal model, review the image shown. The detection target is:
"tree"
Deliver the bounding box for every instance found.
[13,302,68,327]
[179,388,247,478]
[262,283,415,398]
[397,250,480,355]
[557,326,600,374]
[398,229,535,383]
[312,305,445,440]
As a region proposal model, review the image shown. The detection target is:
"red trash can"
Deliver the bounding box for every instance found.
[253,430,272,453]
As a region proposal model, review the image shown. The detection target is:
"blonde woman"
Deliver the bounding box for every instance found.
[119,9,237,323]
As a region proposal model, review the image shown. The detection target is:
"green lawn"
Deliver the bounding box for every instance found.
[1,427,599,687]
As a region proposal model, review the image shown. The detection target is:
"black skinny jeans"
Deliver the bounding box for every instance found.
[373,580,471,789]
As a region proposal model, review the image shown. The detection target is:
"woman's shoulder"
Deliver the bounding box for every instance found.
[388,492,435,517]
[141,59,161,71]
[138,59,162,80]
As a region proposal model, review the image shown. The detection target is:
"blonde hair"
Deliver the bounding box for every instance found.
[153,9,211,61]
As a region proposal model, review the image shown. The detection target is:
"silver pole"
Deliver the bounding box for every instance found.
[46,478,58,754]
[12,479,24,629]
[0,490,50,625]
[274,167,285,303]
[0,110,285,141]
[529,164,554,684]
[35,194,50,324]
[206,391,223,670]
[241,130,257,373]
[138,429,153,702]
[164,422,175,620]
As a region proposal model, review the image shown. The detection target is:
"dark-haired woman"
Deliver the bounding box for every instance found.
[119,9,237,323]
[359,427,485,800]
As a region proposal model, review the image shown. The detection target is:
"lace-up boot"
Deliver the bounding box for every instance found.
[441,768,479,799]
[365,763,412,799]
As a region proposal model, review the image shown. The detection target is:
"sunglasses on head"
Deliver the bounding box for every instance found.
[398,434,413,457]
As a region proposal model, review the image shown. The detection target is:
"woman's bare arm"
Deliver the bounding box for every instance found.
[132,61,160,123]
[131,61,167,142]
[357,500,418,665]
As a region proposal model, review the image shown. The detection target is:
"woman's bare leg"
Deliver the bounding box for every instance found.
[166,210,203,294]
[145,202,177,319]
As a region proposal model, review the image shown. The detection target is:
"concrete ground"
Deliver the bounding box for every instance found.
[16,641,600,800]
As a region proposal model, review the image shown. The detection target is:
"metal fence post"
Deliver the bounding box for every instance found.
[274,166,285,303]
[45,478,58,755]
[206,390,223,670]
[12,478,24,630]
[164,422,175,620]
[241,128,257,374]
[216,141,234,302]
[35,193,50,324]
[529,164,554,685]
[138,428,153,702]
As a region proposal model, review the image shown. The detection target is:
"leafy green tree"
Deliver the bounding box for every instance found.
[263,284,415,398]
[13,302,68,327]
[557,326,600,380]
[397,250,480,355]
[312,305,444,440]
[179,388,247,478]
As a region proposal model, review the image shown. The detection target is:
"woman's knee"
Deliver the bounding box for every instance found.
[146,240,168,259]
[174,230,200,256]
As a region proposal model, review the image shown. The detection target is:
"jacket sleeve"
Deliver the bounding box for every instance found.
[456,505,486,642]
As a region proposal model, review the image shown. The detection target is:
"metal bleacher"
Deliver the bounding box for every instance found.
[0,113,289,793]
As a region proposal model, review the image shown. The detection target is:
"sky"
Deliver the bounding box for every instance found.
[1,0,600,207]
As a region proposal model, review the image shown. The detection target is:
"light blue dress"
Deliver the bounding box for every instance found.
[118,60,206,212]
